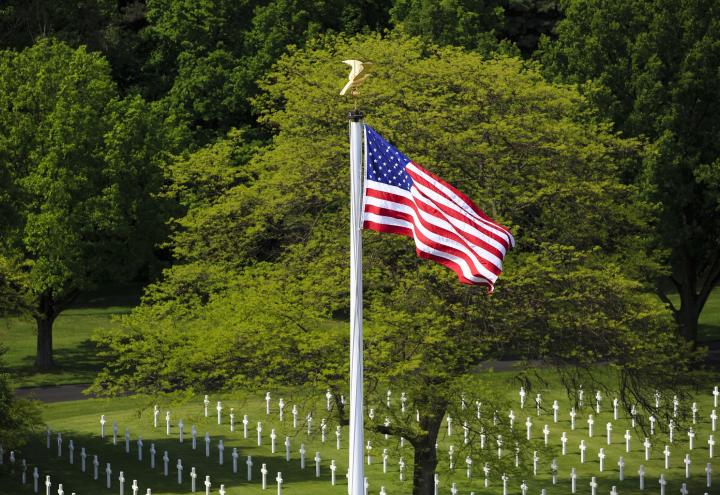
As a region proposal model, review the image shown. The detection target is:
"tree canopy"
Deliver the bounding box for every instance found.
[0,39,174,368]
[90,34,698,495]
[539,0,720,343]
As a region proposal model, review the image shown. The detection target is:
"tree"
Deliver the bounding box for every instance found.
[0,39,173,369]
[0,346,41,450]
[538,0,720,344]
[91,35,698,494]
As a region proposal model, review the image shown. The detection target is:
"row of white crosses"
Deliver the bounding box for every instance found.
[45,425,173,495]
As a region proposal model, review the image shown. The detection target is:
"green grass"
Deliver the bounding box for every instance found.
[0,373,717,495]
[0,285,139,388]
[698,288,720,342]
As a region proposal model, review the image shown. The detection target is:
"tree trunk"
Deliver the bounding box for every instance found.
[412,438,439,495]
[411,406,444,495]
[35,316,54,370]
[659,251,720,347]
[34,290,61,370]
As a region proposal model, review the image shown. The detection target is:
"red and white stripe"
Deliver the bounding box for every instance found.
[363,162,514,290]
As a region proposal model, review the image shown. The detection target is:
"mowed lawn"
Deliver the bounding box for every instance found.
[3,287,720,390]
[0,371,718,495]
[1,286,139,388]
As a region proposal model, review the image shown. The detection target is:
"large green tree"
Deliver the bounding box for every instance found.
[0,39,173,369]
[91,35,697,494]
[539,0,720,344]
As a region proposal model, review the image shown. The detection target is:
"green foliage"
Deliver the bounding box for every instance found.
[390,0,504,50]
[92,34,698,493]
[0,39,174,367]
[539,0,720,342]
[0,346,41,449]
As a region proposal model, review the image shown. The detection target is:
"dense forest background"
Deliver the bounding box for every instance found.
[0,0,717,373]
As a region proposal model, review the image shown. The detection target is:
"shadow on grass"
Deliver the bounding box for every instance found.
[10,340,103,387]
[0,429,350,495]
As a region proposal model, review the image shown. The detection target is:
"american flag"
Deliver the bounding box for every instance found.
[362,125,514,291]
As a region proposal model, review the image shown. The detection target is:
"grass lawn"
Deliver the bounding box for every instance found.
[698,288,720,343]
[0,371,717,495]
[0,285,139,388]
[3,286,719,390]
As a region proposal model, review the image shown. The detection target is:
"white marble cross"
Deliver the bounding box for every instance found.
[659,473,667,495]
[204,395,210,417]
[285,436,291,462]
[314,452,321,477]
[247,455,253,481]
[618,456,625,481]
[216,401,222,425]
[606,422,612,445]
[100,415,106,438]
[218,439,224,465]
[276,472,283,495]
[105,462,112,488]
[165,411,171,435]
[525,417,532,440]
[684,453,691,478]
[257,422,263,446]
[598,448,606,471]
[205,433,211,457]
[265,392,271,415]
[663,444,671,469]
[587,414,594,437]
[561,432,568,454]
[204,475,211,495]
[190,467,197,492]
[243,415,249,438]
[261,463,268,489]
[93,454,99,480]
[153,405,159,427]
[162,451,169,476]
[542,424,550,445]
[552,401,559,423]
[589,476,598,495]
[709,434,715,458]
[176,459,183,484]
[706,462,712,488]
[688,428,696,449]
[330,460,337,485]
[624,429,631,452]
[643,437,651,461]
[300,443,306,469]
[579,440,587,463]
[232,448,239,474]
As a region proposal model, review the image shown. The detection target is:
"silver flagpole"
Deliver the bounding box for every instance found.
[348,109,365,495]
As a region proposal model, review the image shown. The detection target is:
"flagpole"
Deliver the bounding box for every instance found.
[348,109,365,495]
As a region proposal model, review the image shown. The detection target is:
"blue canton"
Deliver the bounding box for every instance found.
[365,125,413,192]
